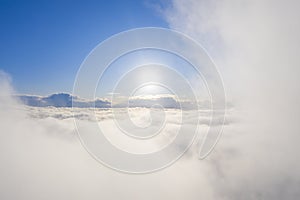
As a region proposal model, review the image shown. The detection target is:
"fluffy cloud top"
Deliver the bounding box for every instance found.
[0,71,229,200]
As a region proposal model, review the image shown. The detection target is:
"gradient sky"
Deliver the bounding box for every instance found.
[0,0,169,95]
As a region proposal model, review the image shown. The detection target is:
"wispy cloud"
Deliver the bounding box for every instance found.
[163,0,300,199]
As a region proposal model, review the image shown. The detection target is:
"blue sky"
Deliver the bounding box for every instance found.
[0,0,169,95]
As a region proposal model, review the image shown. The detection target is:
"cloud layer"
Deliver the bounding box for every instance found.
[0,71,230,200]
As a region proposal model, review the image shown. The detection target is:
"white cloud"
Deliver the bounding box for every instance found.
[163,0,300,199]
[0,71,230,200]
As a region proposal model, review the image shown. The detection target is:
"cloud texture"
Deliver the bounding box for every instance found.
[0,71,230,200]
[163,0,300,199]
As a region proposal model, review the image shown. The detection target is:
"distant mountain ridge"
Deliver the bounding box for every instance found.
[17,93,111,108]
[17,93,201,109]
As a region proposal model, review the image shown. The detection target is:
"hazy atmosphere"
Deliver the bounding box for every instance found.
[0,0,300,199]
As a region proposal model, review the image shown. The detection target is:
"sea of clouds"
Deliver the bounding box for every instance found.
[1,0,300,199]
[0,70,234,200]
